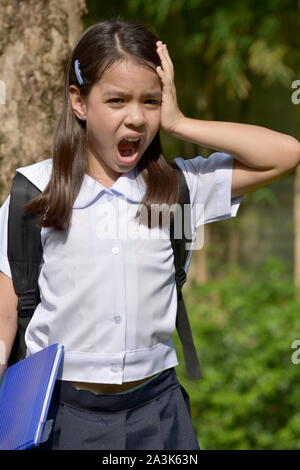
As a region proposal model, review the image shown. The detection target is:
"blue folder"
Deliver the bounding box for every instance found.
[0,343,64,450]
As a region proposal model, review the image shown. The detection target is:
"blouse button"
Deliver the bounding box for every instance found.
[106,193,113,201]
[112,247,119,255]
[114,315,121,324]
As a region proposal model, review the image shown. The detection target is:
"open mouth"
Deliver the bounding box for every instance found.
[118,138,141,156]
[117,138,142,163]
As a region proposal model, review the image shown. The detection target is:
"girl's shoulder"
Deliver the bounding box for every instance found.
[15,157,53,192]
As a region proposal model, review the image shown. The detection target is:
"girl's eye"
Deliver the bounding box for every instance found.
[108,98,123,103]
[146,100,161,105]
[107,98,160,105]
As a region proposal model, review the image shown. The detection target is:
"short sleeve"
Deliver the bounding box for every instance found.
[0,194,12,278]
[173,152,243,229]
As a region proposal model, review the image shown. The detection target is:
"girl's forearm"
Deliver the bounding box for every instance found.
[0,315,17,367]
[170,117,300,170]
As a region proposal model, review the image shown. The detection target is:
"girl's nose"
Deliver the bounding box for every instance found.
[124,104,146,127]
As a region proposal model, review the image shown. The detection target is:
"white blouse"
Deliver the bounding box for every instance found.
[0,153,243,383]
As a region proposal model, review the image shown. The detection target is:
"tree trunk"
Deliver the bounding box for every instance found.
[0,0,87,203]
[186,79,216,285]
[227,227,241,266]
[294,71,300,299]
[186,224,209,286]
[294,164,300,299]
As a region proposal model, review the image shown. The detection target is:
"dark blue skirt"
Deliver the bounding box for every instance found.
[36,367,200,451]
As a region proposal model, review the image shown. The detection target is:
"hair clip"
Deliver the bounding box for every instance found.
[74,59,86,87]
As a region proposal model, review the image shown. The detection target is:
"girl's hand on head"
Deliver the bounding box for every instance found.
[156,41,185,135]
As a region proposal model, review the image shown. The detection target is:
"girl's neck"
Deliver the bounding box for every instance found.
[86,151,121,189]
[86,169,118,189]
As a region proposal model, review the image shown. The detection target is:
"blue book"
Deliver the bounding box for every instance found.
[0,343,64,450]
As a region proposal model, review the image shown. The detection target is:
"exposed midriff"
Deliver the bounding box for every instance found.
[69,374,158,394]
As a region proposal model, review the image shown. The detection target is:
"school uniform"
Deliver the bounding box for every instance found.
[0,152,243,450]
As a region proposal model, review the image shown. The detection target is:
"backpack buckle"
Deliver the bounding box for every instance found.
[175,267,187,289]
[18,291,37,318]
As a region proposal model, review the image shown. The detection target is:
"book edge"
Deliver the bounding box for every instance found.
[33,345,64,445]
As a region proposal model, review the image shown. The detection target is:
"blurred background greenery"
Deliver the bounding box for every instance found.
[174,256,300,449]
[80,0,300,449]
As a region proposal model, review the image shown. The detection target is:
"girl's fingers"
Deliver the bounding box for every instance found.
[157,44,173,78]
[161,45,174,72]
[156,45,166,68]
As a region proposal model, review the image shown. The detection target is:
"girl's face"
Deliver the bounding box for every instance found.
[70,59,162,183]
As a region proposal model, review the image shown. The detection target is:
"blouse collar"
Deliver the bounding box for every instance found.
[16,158,147,209]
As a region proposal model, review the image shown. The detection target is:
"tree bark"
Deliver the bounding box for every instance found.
[186,224,209,286]
[294,164,300,299]
[0,0,87,203]
[294,62,300,299]
[227,227,241,266]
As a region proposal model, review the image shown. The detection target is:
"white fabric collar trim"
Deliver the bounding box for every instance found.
[16,158,147,208]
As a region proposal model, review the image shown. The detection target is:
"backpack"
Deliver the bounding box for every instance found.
[7,162,202,380]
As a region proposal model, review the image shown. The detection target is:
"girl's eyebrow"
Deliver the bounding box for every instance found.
[103,89,162,98]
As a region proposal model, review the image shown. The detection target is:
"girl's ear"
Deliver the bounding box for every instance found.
[69,85,87,120]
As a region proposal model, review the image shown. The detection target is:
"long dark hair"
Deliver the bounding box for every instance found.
[24,19,180,231]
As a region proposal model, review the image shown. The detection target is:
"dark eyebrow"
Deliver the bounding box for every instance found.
[103,90,162,98]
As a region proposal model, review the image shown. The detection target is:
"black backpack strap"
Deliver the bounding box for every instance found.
[7,171,42,365]
[171,161,202,380]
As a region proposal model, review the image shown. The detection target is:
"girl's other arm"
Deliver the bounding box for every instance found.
[170,118,300,198]
[0,272,18,375]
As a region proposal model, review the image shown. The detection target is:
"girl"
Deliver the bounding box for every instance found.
[0,18,299,451]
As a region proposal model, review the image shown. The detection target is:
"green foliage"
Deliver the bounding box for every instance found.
[248,187,279,206]
[173,255,300,449]
[124,0,299,100]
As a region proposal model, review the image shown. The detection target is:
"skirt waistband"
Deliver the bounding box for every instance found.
[52,367,179,413]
